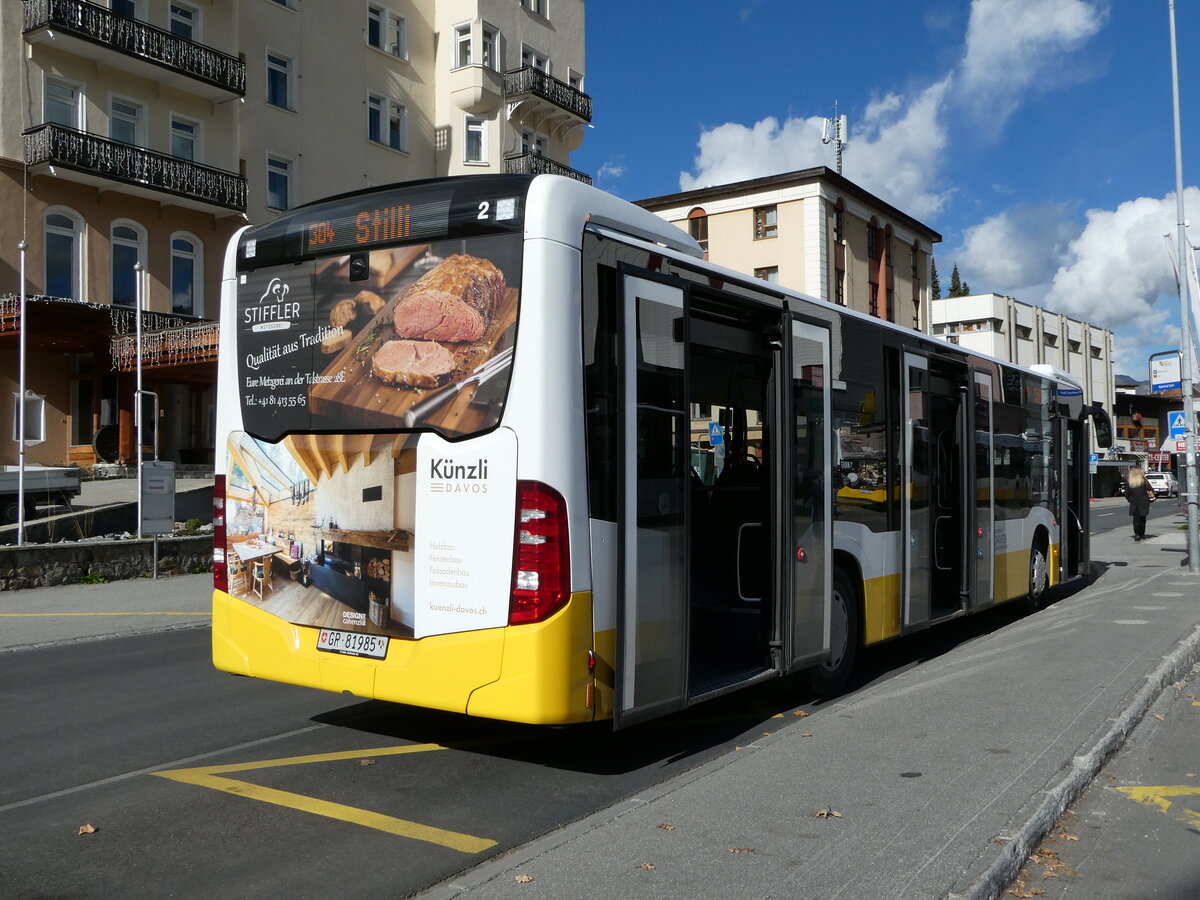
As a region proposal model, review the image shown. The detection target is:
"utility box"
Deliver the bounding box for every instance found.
[140,461,176,535]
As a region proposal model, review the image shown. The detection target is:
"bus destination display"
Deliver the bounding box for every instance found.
[302,197,451,256]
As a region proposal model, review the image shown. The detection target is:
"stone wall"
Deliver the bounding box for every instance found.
[0,536,212,590]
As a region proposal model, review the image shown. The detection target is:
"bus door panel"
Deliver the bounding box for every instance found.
[902,353,932,629]
[971,369,996,609]
[786,319,832,670]
[1062,417,1087,579]
[615,275,689,728]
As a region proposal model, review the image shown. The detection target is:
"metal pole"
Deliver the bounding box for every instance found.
[135,261,144,541]
[16,241,27,546]
[1169,0,1200,573]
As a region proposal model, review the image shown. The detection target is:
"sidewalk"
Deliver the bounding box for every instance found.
[0,573,211,652]
[423,509,1200,900]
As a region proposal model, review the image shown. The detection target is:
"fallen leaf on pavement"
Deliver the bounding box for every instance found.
[726,848,754,853]
[639,862,656,870]
[514,874,534,884]
[794,710,809,717]
[77,824,97,836]
[657,824,675,830]
[1152,713,1165,721]
[801,732,814,737]
[814,807,842,818]
[360,759,376,766]
[1061,833,1078,841]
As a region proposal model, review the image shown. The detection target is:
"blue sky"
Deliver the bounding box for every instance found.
[571,0,1200,379]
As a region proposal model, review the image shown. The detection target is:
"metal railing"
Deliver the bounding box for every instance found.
[503,66,592,122]
[24,123,247,212]
[111,321,220,372]
[23,0,245,96]
[503,152,591,184]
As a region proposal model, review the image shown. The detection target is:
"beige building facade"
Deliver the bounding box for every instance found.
[930,292,1116,429]
[636,167,941,332]
[1,0,589,474]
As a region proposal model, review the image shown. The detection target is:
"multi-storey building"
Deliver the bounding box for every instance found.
[0,0,589,475]
[930,292,1116,458]
[635,166,942,331]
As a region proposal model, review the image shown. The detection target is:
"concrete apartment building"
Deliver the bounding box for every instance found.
[0,0,588,475]
[636,166,942,332]
[930,292,1116,448]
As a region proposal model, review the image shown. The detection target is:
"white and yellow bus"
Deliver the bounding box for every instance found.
[211,174,1111,727]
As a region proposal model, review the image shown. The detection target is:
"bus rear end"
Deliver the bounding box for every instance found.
[210,176,595,725]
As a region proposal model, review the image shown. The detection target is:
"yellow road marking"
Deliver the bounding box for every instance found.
[153,743,496,853]
[0,612,209,617]
[1114,785,1200,828]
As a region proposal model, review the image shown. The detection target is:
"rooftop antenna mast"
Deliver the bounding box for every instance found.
[822,101,848,174]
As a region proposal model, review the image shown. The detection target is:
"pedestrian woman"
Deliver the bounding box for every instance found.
[1125,466,1155,541]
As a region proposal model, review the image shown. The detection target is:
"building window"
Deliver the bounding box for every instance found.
[910,246,918,278]
[869,283,879,317]
[867,225,879,260]
[12,392,47,446]
[169,2,198,39]
[45,78,81,129]
[112,0,137,18]
[368,6,407,59]
[171,235,202,316]
[886,289,895,323]
[369,95,408,152]
[1068,339,1081,353]
[753,205,777,240]
[266,52,293,109]
[520,0,545,17]
[109,98,143,145]
[833,205,844,243]
[465,117,486,163]
[912,300,920,329]
[754,267,779,284]
[521,128,546,155]
[171,116,198,161]
[111,222,144,308]
[267,0,296,8]
[687,208,708,253]
[455,24,472,67]
[44,209,82,300]
[481,25,497,69]
[835,271,845,306]
[521,44,549,72]
[267,155,292,209]
[567,68,583,90]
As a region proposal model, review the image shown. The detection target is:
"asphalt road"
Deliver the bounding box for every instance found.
[0,496,1192,899]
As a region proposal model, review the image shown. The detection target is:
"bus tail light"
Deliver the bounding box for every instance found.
[213,475,228,593]
[509,480,569,625]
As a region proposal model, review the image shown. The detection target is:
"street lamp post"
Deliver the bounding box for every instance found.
[1168,0,1200,573]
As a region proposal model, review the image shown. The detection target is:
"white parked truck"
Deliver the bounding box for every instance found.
[0,466,83,524]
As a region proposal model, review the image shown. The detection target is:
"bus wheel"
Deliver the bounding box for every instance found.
[1024,539,1048,613]
[808,567,859,697]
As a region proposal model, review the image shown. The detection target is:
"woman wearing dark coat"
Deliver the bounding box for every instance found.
[1125,466,1155,541]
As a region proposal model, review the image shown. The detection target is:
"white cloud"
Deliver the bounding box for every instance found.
[1045,191,1200,328]
[957,0,1109,128]
[678,115,833,193]
[958,203,1082,292]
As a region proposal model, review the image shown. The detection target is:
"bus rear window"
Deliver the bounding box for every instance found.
[235,233,522,441]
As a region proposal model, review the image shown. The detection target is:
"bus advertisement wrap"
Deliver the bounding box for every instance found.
[224,428,516,642]
[236,234,522,441]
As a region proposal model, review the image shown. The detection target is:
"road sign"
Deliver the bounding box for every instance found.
[1089,453,1098,474]
[708,421,724,446]
[1151,351,1183,393]
[1169,411,1187,439]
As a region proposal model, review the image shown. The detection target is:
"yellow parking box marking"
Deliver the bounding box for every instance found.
[1114,785,1200,829]
[153,743,496,853]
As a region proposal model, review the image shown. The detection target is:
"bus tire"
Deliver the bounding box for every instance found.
[1024,536,1049,613]
[808,567,860,697]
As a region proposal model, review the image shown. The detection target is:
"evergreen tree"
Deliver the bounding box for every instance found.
[930,258,941,300]
[948,264,971,298]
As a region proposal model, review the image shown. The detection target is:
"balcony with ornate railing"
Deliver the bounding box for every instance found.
[23,0,245,99]
[504,67,592,149]
[24,123,246,214]
[503,152,591,185]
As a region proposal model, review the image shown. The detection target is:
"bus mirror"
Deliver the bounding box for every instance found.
[1089,404,1113,449]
